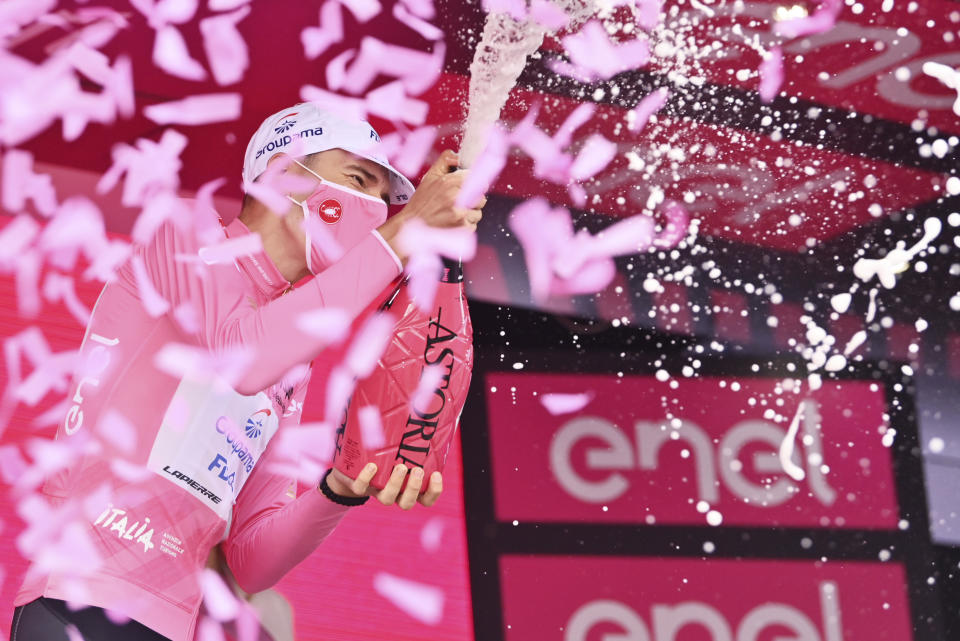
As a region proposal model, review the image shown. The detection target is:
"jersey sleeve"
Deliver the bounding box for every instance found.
[132,220,402,395]
[220,377,352,594]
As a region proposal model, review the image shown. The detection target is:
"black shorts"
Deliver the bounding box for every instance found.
[9,598,170,641]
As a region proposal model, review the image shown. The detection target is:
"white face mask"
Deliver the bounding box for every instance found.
[287,161,389,275]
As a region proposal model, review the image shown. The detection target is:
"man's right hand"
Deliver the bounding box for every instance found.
[377,150,486,264]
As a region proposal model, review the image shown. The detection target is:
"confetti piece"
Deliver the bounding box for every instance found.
[274,423,336,463]
[398,0,435,20]
[340,0,381,22]
[301,1,344,60]
[0,215,40,269]
[345,313,396,378]
[109,459,154,482]
[404,251,442,311]
[652,201,690,249]
[200,568,240,621]
[196,617,227,641]
[131,255,171,317]
[0,444,29,484]
[569,133,617,181]
[482,0,527,21]
[419,517,444,551]
[561,20,649,81]
[198,233,263,264]
[153,24,207,81]
[144,93,242,126]
[358,405,386,449]
[341,38,445,96]
[96,409,137,455]
[65,624,84,641]
[42,272,92,325]
[295,308,352,343]
[627,87,669,133]
[397,218,478,262]
[539,392,594,415]
[200,6,250,86]
[392,3,443,40]
[381,126,437,178]
[153,341,254,387]
[98,129,188,208]
[208,0,250,9]
[2,149,58,216]
[373,572,444,625]
[528,0,568,30]
[758,46,783,103]
[409,364,446,417]
[324,367,356,426]
[366,81,430,125]
[636,0,663,30]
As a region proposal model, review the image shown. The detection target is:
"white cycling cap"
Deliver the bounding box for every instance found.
[242,102,415,205]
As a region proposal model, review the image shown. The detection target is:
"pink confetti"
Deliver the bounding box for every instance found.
[539,391,594,415]
[0,0,57,41]
[341,38,445,96]
[2,149,58,216]
[397,218,478,262]
[131,255,171,317]
[637,0,664,31]
[561,21,650,81]
[325,49,355,91]
[153,24,207,81]
[144,93,242,125]
[419,517,444,552]
[243,154,314,214]
[405,252,442,311]
[409,364,445,416]
[456,124,508,206]
[200,568,240,621]
[358,405,386,449]
[528,0,568,30]
[627,87,669,132]
[340,0,381,22]
[301,1,343,60]
[109,459,154,482]
[569,133,618,181]
[299,85,367,121]
[0,215,40,269]
[0,444,29,484]
[208,0,250,9]
[200,6,250,86]
[96,409,137,455]
[345,312,396,378]
[15,252,42,318]
[129,0,198,28]
[758,46,783,103]
[507,198,569,302]
[652,201,690,248]
[65,624,84,641]
[366,81,430,125]
[773,0,842,39]
[398,0,435,20]
[42,272,92,326]
[68,43,134,119]
[153,341,254,387]
[163,394,191,433]
[98,129,188,208]
[373,572,444,625]
[273,423,336,464]
[38,197,106,271]
[551,257,616,296]
[392,3,443,40]
[323,367,356,425]
[381,126,437,177]
[196,617,227,641]
[198,233,263,264]
[295,308,352,344]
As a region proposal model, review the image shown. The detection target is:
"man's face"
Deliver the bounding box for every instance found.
[298,148,391,206]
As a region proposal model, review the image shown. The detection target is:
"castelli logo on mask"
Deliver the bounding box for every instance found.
[316,198,342,224]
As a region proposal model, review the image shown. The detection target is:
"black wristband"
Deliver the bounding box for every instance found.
[319,469,370,506]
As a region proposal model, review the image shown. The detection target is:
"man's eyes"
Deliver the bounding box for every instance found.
[349,174,365,187]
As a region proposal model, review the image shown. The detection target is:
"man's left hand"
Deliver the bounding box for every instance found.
[326,463,443,510]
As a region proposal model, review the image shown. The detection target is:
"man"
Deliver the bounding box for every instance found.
[9,102,484,641]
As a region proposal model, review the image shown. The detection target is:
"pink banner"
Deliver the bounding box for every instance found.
[500,555,913,641]
[486,372,899,528]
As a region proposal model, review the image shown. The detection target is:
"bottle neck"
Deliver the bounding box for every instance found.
[441,257,463,283]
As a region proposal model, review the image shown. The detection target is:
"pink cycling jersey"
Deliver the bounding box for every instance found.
[15,215,403,640]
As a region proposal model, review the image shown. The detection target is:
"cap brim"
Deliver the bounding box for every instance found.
[358,154,416,206]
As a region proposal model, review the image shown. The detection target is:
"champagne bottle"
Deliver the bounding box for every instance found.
[334,258,474,492]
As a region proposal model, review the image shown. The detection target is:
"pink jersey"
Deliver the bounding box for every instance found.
[15,216,403,640]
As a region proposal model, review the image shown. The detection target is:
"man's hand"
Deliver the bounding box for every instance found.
[325,463,443,510]
[377,150,486,263]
